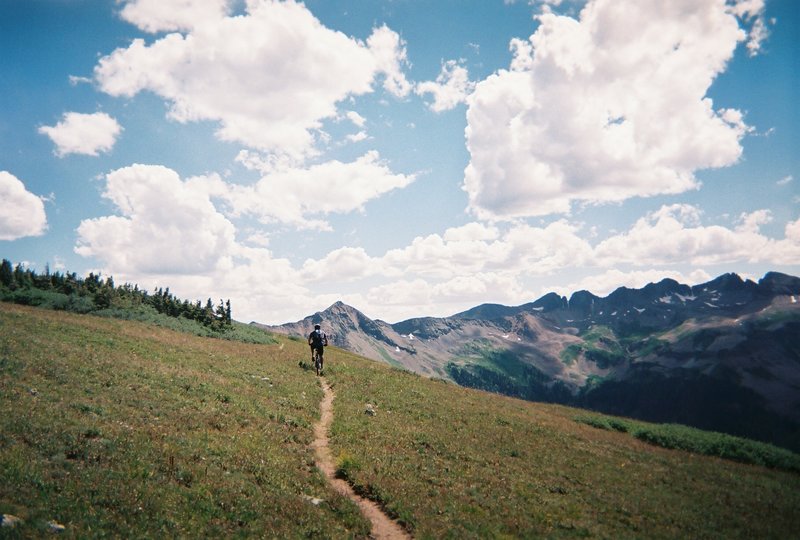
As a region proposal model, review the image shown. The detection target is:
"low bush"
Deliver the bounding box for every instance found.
[575,414,800,473]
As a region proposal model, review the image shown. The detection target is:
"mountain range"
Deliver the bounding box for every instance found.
[254,272,800,451]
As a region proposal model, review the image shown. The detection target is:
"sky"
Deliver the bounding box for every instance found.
[1,0,798,325]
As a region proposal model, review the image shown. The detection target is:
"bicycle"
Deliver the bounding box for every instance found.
[312,348,323,376]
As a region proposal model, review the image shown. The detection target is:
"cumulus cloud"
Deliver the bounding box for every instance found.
[75,164,237,274]
[416,60,475,112]
[203,151,415,230]
[553,268,713,299]
[301,246,386,283]
[97,1,410,159]
[346,131,369,143]
[310,206,799,321]
[367,24,413,98]
[38,112,122,157]
[0,171,48,240]
[383,226,510,279]
[382,220,593,279]
[119,0,231,33]
[345,111,367,128]
[73,163,318,323]
[464,0,761,219]
[595,204,800,266]
[728,0,769,56]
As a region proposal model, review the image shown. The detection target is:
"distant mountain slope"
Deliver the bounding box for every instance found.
[257,272,800,451]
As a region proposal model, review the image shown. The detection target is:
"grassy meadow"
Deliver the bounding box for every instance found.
[0,303,368,538]
[326,352,800,538]
[2,302,799,538]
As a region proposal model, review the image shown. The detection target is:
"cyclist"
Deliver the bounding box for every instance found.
[307,323,328,374]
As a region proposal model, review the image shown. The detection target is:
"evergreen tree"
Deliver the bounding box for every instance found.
[13,264,33,288]
[203,298,215,326]
[0,259,13,288]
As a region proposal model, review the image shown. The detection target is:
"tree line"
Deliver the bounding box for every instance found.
[0,259,232,330]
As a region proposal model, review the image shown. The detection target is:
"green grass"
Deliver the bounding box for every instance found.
[92,306,279,345]
[575,414,800,472]
[558,326,628,369]
[0,303,368,538]
[326,350,800,538]
[3,302,800,538]
[559,344,582,365]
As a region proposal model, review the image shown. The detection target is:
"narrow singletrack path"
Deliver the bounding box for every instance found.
[312,377,411,540]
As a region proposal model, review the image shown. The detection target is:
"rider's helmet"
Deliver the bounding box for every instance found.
[314,324,321,330]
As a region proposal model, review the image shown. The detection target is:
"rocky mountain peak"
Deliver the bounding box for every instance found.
[759,272,800,295]
[568,290,601,312]
[531,292,568,312]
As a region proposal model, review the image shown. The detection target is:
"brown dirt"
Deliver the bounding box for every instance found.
[312,377,411,540]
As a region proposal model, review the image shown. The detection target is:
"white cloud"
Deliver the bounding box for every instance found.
[383,228,510,279]
[74,165,800,324]
[367,24,413,98]
[504,220,595,273]
[553,268,713,299]
[119,0,231,33]
[728,0,769,56]
[0,171,48,241]
[442,222,499,242]
[345,110,367,128]
[68,75,93,86]
[346,131,369,143]
[464,0,759,219]
[75,164,237,274]
[244,231,270,247]
[785,218,800,243]
[594,204,800,266]
[207,151,415,229]
[301,246,386,283]
[355,271,530,322]
[72,163,318,323]
[97,1,410,159]
[777,175,793,186]
[329,204,800,321]
[381,219,593,279]
[416,60,475,112]
[744,14,768,56]
[38,112,122,157]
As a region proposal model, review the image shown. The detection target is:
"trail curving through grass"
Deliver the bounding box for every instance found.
[312,377,411,540]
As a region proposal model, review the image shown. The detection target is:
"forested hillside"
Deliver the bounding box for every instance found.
[1,258,231,328]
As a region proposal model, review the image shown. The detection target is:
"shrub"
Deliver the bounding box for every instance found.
[575,414,800,473]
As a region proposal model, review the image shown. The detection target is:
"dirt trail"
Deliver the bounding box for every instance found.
[312,377,411,540]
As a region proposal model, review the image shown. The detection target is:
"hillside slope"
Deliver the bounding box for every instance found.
[0,303,369,537]
[2,303,799,538]
[260,272,800,451]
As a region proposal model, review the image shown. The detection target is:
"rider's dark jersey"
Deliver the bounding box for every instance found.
[308,329,328,349]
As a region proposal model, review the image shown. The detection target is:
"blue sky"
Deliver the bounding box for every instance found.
[1,0,797,324]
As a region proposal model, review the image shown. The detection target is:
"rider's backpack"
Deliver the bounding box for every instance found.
[310,330,325,348]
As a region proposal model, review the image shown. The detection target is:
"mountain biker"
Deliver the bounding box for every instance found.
[308,323,328,373]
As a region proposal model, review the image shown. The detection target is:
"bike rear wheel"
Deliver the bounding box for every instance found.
[313,351,322,376]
